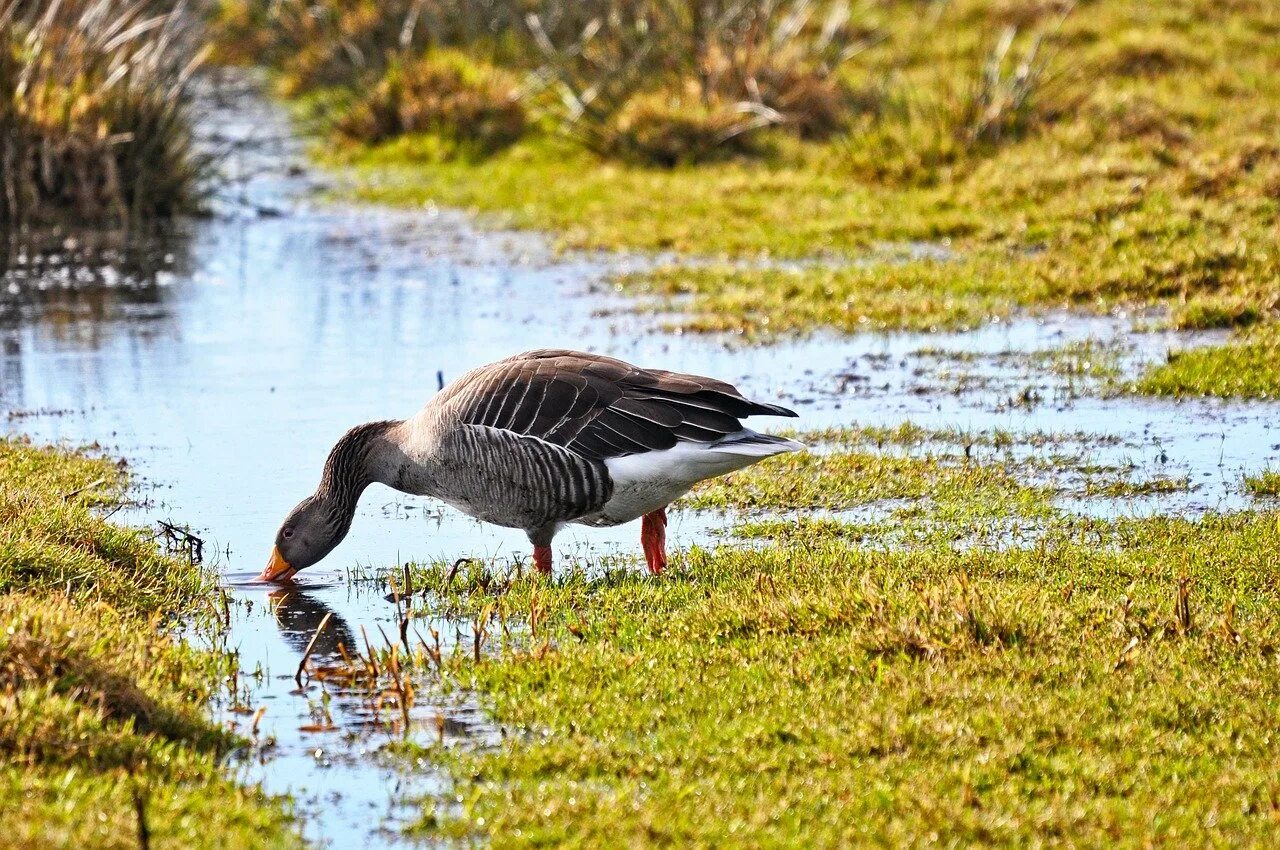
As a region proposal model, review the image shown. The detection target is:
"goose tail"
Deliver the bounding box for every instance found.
[707,429,805,457]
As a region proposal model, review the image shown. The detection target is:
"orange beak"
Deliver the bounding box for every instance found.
[256,545,297,583]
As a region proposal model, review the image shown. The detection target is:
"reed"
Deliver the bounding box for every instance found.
[214,0,876,163]
[0,0,211,227]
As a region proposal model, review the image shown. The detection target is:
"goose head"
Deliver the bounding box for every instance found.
[257,420,402,582]
[258,495,351,581]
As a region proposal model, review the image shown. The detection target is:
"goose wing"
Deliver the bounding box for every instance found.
[439,349,796,461]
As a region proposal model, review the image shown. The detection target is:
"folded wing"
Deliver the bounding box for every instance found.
[439,348,797,461]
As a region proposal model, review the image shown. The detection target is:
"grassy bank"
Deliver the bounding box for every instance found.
[370,427,1271,845]
[404,509,1280,846]
[329,1,1276,326]
[0,439,299,849]
[216,0,1280,393]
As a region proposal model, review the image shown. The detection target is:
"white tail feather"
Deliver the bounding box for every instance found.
[706,430,806,458]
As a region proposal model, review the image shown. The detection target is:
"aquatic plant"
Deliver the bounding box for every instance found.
[0,0,210,227]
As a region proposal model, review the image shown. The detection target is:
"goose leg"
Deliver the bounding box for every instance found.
[640,508,668,575]
[528,523,558,576]
[533,545,553,576]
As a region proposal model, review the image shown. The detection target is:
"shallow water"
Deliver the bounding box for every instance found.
[3,77,1277,845]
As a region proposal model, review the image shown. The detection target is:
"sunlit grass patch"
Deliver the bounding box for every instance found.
[791,422,1123,452]
[685,444,1053,515]
[687,425,1171,521]
[1136,325,1280,399]
[1082,474,1191,498]
[615,255,1035,335]
[1243,468,1280,498]
[0,439,299,849]
[404,511,1280,846]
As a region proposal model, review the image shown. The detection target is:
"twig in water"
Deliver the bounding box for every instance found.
[360,625,380,679]
[445,557,473,586]
[156,520,205,564]
[250,705,267,737]
[295,612,333,686]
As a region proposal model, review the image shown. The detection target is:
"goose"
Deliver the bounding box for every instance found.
[258,349,802,582]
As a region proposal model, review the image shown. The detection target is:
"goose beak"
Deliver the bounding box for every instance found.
[257,546,296,583]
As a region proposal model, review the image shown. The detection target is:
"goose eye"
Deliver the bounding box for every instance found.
[282,527,295,541]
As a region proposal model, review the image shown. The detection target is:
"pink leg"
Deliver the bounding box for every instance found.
[533,544,553,576]
[640,509,668,575]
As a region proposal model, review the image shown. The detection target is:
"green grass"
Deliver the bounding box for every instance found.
[1137,326,1280,399]
[1082,475,1191,498]
[305,0,1280,387]
[612,256,1035,335]
[684,446,1052,516]
[0,439,300,849]
[1243,468,1280,497]
[327,0,1280,338]
[683,427,1179,524]
[403,511,1280,846]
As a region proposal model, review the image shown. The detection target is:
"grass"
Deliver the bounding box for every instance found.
[1137,325,1280,399]
[684,444,1055,526]
[295,0,1280,385]
[0,0,210,226]
[684,426,1178,520]
[401,510,1280,846]
[1243,468,1280,498]
[0,438,300,849]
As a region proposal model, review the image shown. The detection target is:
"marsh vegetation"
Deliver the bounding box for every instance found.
[0,0,210,226]
[223,0,1280,395]
[4,1,1280,847]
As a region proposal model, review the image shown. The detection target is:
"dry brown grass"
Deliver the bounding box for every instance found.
[0,0,210,226]
[335,50,526,152]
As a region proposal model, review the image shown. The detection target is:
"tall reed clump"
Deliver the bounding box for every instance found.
[213,0,879,165]
[522,0,879,163]
[0,0,211,227]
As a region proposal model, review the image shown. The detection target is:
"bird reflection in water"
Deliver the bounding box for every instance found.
[268,588,358,659]
[265,588,486,741]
